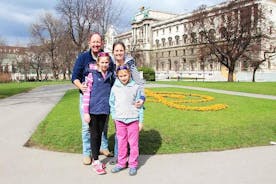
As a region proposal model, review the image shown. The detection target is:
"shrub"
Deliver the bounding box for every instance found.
[0,72,12,83]
[138,67,155,81]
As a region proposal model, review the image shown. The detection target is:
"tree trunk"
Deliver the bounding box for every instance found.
[36,69,39,81]
[252,68,257,82]
[228,70,234,82]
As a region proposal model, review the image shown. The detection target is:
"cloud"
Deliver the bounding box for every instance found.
[0,0,57,45]
[0,1,56,25]
[1,0,225,46]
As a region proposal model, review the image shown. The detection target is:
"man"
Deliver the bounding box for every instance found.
[71,33,112,165]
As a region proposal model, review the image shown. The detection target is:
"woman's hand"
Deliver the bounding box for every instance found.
[84,113,91,123]
[139,123,143,132]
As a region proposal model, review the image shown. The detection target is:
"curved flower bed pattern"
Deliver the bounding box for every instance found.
[145,89,228,111]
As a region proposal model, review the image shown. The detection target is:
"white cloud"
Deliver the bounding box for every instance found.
[1,0,225,46]
[0,2,55,25]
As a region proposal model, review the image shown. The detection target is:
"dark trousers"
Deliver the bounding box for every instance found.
[89,114,108,160]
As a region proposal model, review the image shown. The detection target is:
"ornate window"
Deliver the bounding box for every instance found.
[191,32,197,43]
[161,38,166,47]
[175,35,180,45]
[168,37,172,46]
[199,31,205,43]
[183,34,188,44]
[208,29,216,41]
[155,39,160,48]
[219,27,227,39]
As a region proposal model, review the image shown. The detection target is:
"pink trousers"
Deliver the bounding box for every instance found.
[115,120,139,168]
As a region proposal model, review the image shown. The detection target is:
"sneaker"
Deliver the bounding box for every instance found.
[82,156,92,165]
[111,166,124,173]
[100,150,113,157]
[92,160,106,175]
[129,168,137,176]
[109,157,117,165]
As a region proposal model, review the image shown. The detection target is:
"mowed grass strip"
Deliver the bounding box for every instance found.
[155,81,276,96]
[28,87,276,154]
[0,81,70,99]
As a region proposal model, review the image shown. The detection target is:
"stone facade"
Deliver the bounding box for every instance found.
[114,0,276,81]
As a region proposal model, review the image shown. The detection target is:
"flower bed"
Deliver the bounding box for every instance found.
[145,89,228,111]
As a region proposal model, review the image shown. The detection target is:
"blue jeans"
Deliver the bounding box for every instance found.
[79,94,109,156]
[114,133,118,157]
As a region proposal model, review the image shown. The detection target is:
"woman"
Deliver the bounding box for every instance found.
[109,41,146,165]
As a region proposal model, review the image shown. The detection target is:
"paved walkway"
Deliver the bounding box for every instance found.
[0,84,275,184]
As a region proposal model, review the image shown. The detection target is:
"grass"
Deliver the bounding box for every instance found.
[0,81,70,99]
[155,81,276,96]
[27,86,276,154]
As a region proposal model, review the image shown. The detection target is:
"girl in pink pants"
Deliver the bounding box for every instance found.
[109,65,144,176]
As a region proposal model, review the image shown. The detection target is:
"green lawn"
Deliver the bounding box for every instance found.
[155,81,276,96]
[27,87,276,154]
[0,81,70,99]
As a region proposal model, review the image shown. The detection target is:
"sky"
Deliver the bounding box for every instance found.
[0,0,225,46]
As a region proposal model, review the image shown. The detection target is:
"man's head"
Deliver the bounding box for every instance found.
[88,32,103,55]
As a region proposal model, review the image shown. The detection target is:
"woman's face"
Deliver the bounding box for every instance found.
[113,44,125,64]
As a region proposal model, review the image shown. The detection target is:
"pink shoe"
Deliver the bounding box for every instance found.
[92,160,106,175]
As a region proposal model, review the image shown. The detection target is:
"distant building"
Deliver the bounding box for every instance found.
[113,0,276,81]
[0,45,53,81]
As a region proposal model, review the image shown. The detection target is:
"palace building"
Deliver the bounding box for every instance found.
[114,0,276,81]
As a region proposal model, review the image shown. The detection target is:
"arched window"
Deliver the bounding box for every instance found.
[208,29,216,41]
[199,31,205,43]
[219,27,227,39]
[168,37,172,46]
[155,39,160,47]
[174,61,178,71]
[175,35,180,45]
[191,32,197,43]
[168,59,172,70]
[161,38,166,47]
[183,34,187,44]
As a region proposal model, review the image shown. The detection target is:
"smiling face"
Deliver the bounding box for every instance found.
[88,33,103,54]
[117,69,131,85]
[97,56,110,72]
[113,43,125,64]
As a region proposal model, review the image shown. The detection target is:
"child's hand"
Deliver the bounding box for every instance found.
[84,113,91,123]
[135,99,144,108]
[138,123,143,132]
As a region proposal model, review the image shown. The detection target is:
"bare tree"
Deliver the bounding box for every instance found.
[96,0,124,39]
[31,12,64,79]
[243,42,276,82]
[56,30,77,80]
[16,52,30,81]
[0,37,6,72]
[28,45,48,80]
[194,0,264,82]
[56,0,102,52]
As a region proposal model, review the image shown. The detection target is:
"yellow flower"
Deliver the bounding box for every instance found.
[145,89,228,111]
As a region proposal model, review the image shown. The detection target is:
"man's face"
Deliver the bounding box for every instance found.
[89,34,102,54]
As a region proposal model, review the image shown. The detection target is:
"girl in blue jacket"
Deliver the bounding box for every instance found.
[83,52,115,175]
